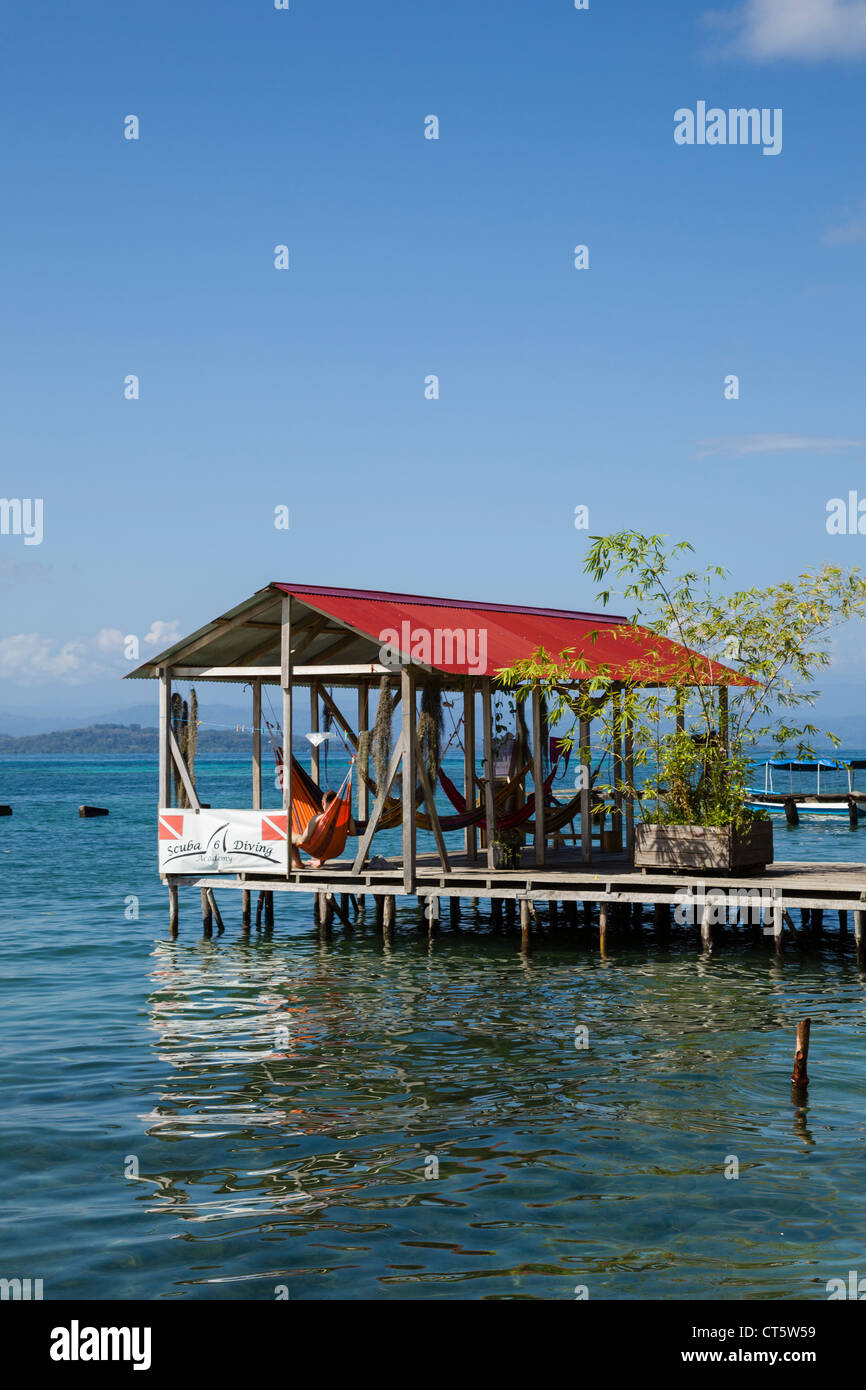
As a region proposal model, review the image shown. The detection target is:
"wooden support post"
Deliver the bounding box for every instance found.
[401,669,417,894]
[812,908,823,936]
[158,667,172,808]
[352,732,405,872]
[341,893,352,929]
[207,888,225,933]
[450,897,461,928]
[481,679,496,871]
[357,684,369,822]
[265,892,274,931]
[383,894,395,937]
[582,900,593,928]
[855,907,865,953]
[849,795,858,830]
[801,907,811,930]
[700,896,713,950]
[242,889,251,933]
[839,909,849,937]
[579,693,592,865]
[791,1018,811,1091]
[624,710,635,860]
[599,901,609,954]
[201,886,212,937]
[505,898,516,926]
[310,682,320,786]
[375,895,384,929]
[256,892,265,929]
[252,681,262,811]
[549,899,558,927]
[414,732,451,870]
[464,676,477,862]
[425,895,439,936]
[772,889,783,950]
[612,686,623,845]
[490,897,503,928]
[281,595,293,872]
[532,686,546,866]
[168,883,179,937]
[519,898,531,951]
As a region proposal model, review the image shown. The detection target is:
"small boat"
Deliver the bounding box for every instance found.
[745,759,866,821]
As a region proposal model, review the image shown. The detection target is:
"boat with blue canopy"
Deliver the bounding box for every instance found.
[745,759,866,822]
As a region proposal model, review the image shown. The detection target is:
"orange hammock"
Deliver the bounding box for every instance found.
[287,759,354,864]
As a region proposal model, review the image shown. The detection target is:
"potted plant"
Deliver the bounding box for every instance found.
[498,532,866,873]
[491,828,522,870]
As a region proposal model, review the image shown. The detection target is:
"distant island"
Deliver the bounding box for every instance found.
[0,724,315,756]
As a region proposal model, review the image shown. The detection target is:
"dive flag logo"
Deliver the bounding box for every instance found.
[159,813,185,840]
[262,813,288,841]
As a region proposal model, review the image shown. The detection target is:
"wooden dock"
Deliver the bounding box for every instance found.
[161,847,866,953]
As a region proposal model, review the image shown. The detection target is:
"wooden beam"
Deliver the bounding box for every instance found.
[169,728,201,810]
[624,708,635,859]
[579,692,592,865]
[252,680,262,810]
[310,682,320,785]
[351,733,406,873]
[481,679,496,871]
[464,677,477,862]
[161,664,394,680]
[357,684,369,821]
[318,684,359,748]
[402,668,417,893]
[532,686,546,867]
[281,594,293,871]
[414,733,450,872]
[158,668,172,806]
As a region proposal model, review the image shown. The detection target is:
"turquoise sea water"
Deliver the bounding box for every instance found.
[2,753,866,1301]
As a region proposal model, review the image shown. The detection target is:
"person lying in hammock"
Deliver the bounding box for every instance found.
[291,789,356,870]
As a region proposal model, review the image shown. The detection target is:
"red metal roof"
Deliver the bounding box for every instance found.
[274,584,749,685]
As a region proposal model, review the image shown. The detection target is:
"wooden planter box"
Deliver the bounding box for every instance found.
[633,821,773,873]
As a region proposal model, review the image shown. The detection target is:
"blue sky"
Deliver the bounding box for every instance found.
[2,0,866,717]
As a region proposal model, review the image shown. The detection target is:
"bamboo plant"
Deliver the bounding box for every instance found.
[498,532,866,830]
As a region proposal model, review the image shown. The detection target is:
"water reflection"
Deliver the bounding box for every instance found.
[133,917,866,1297]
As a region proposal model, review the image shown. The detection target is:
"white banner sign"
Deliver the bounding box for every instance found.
[158,808,289,875]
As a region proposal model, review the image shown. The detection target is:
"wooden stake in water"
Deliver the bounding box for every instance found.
[791,1018,811,1091]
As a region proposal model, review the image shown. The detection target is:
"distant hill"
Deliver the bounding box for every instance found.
[0,724,313,756]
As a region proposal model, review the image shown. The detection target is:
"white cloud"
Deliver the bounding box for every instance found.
[95,627,126,654]
[144,619,181,649]
[694,433,866,458]
[709,0,866,60]
[822,199,866,245]
[0,633,87,682]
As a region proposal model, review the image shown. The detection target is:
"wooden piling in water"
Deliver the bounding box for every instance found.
[791,1017,811,1092]
[383,894,395,939]
[264,892,274,931]
[201,887,213,937]
[207,888,225,933]
[169,884,179,937]
[242,889,251,932]
[519,898,531,950]
[450,896,461,928]
[599,901,609,954]
[839,909,848,937]
[490,898,503,928]
[256,892,265,929]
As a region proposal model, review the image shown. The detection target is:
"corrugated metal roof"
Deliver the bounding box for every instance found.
[275,584,749,685]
